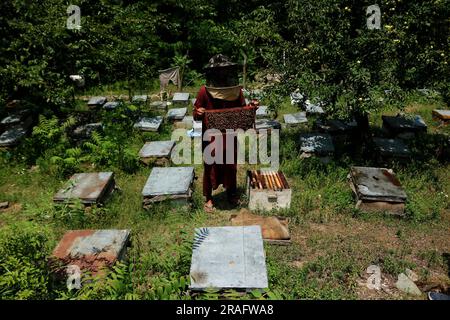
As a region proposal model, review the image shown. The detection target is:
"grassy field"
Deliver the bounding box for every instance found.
[0,85,449,300]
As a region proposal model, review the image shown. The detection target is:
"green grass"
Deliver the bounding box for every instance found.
[0,86,449,300]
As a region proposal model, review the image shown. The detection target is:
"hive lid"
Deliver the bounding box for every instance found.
[433,110,450,120]
[134,116,163,131]
[255,119,281,131]
[256,106,269,118]
[139,140,175,158]
[167,107,187,120]
[0,125,28,146]
[172,92,190,102]
[284,112,308,125]
[52,229,130,273]
[103,101,120,110]
[53,172,114,203]
[189,226,268,290]
[299,133,335,155]
[382,115,427,131]
[132,95,148,103]
[142,167,194,197]
[373,138,411,157]
[87,96,106,106]
[1,109,31,125]
[350,166,407,202]
[305,100,325,114]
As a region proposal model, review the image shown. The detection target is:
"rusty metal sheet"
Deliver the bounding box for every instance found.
[172,92,190,103]
[350,166,407,203]
[373,138,411,157]
[87,96,106,106]
[189,226,268,290]
[139,140,175,159]
[103,101,120,110]
[142,167,194,197]
[382,115,427,133]
[52,229,130,274]
[284,112,307,125]
[299,133,335,155]
[433,110,450,120]
[132,95,148,103]
[167,107,187,121]
[53,172,115,204]
[134,116,163,132]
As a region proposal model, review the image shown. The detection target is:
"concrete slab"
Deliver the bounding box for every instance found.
[142,167,194,197]
[284,112,308,125]
[139,140,175,159]
[52,229,130,274]
[87,96,107,107]
[134,116,163,132]
[53,172,115,204]
[103,101,120,110]
[189,226,268,290]
[373,138,411,158]
[167,107,187,121]
[256,106,269,118]
[132,95,148,103]
[299,133,335,155]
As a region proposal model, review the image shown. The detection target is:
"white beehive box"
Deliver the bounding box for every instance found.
[246,169,291,211]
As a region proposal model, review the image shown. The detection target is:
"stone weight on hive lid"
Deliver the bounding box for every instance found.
[255,119,281,134]
[189,226,268,291]
[134,116,163,132]
[51,229,130,277]
[103,101,120,110]
[142,167,195,208]
[53,172,116,205]
[349,166,407,216]
[132,95,148,104]
[138,140,175,166]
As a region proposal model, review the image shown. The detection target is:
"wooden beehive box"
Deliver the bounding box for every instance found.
[138,140,175,165]
[246,169,291,211]
[142,167,195,208]
[349,166,407,216]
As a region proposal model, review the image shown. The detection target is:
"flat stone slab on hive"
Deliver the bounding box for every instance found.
[72,123,102,139]
[373,138,411,157]
[103,101,120,110]
[1,109,31,125]
[284,112,307,125]
[433,110,450,120]
[52,229,130,273]
[150,101,168,109]
[87,96,107,106]
[382,115,427,132]
[53,172,115,204]
[314,119,358,134]
[134,116,163,132]
[167,107,187,121]
[304,100,325,114]
[256,106,269,118]
[172,92,190,103]
[139,140,175,159]
[132,95,148,103]
[189,226,268,290]
[350,166,407,203]
[255,119,281,132]
[142,167,194,197]
[0,123,30,147]
[299,133,335,155]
